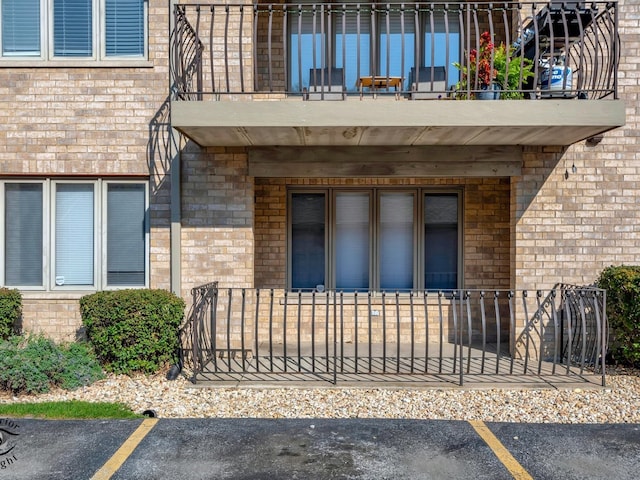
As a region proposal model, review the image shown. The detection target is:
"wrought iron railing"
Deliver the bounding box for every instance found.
[179,281,218,376]
[181,283,607,385]
[172,2,619,100]
[173,5,205,100]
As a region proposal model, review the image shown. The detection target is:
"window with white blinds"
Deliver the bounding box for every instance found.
[379,192,414,290]
[55,183,95,285]
[53,0,92,57]
[335,192,370,290]
[289,188,460,291]
[105,0,144,57]
[0,179,148,290]
[0,0,146,60]
[4,184,43,286]
[1,0,40,56]
[107,184,145,285]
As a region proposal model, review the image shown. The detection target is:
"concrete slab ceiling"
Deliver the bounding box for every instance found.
[172,98,625,148]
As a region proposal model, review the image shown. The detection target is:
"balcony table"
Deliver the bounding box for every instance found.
[358,76,403,99]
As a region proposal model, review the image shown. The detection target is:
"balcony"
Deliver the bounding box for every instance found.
[180,283,608,386]
[171,2,624,149]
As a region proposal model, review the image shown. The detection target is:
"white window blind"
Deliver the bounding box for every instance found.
[53,0,92,57]
[379,193,414,290]
[1,0,40,56]
[105,0,144,57]
[55,184,94,286]
[5,184,43,286]
[335,192,369,290]
[107,184,145,285]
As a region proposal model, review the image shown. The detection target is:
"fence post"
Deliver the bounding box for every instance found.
[333,290,338,385]
[191,286,200,381]
[458,290,464,386]
[600,290,607,387]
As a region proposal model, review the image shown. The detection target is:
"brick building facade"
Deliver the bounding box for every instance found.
[0,0,633,346]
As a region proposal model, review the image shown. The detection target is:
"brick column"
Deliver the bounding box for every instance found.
[180,144,255,301]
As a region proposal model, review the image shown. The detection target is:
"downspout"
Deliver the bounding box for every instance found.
[169,0,181,297]
[167,0,182,381]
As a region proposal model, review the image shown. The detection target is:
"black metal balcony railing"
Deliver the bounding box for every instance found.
[173,2,618,101]
[179,284,607,386]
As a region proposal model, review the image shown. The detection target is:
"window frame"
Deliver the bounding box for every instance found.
[0,178,149,291]
[331,188,373,291]
[287,186,463,292]
[0,0,148,63]
[288,189,329,291]
[51,180,99,290]
[0,179,49,291]
[101,179,150,289]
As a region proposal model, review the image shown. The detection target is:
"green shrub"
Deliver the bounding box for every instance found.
[596,265,640,367]
[0,288,21,340]
[80,289,185,375]
[55,342,105,390]
[0,335,104,395]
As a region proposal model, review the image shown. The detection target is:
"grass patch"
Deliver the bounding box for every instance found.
[0,400,141,419]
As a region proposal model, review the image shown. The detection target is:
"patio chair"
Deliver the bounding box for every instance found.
[304,67,346,100]
[536,2,594,38]
[409,66,447,99]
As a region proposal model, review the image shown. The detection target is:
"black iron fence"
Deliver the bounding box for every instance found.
[180,284,607,385]
[173,1,618,100]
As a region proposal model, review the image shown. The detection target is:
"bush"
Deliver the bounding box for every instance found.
[55,342,106,390]
[80,289,185,375]
[0,288,21,340]
[596,265,640,367]
[0,335,104,395]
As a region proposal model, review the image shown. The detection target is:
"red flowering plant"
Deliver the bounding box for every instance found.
[454,31,534,99]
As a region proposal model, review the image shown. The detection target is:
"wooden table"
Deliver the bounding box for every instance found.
[357,76,403,99]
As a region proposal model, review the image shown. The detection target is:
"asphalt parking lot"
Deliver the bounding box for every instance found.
[1,418,639,479]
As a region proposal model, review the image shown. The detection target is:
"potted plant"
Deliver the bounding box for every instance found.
[454,31,535,99]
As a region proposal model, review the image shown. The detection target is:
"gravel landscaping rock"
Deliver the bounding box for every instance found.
[1,368,639,423]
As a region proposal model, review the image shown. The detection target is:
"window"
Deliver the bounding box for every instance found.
[0,0,146,60]
[54,183,95,286]
[4,183,44,285]
[288,3,460,92]
[1,179,148,290]
[288,188,461,291]
[106,183,146,285]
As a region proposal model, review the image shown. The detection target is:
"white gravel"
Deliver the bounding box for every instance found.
[2,369,640,423]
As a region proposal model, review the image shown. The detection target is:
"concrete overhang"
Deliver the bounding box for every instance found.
[171,98,625,147]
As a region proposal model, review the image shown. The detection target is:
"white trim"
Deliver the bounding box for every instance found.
[0,0,148,62]
[0,179,48,290]
[50,180,98,290]
[0,177,149,292]
[0,59,153,67]
[101,179,149,290]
